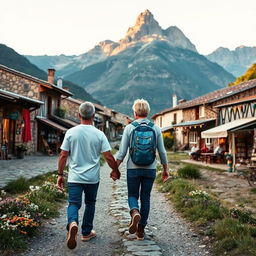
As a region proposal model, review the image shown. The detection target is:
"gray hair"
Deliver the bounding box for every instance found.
[132,99,150,117]
[79,101,95,120]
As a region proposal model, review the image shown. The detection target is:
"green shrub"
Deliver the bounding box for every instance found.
[4,177,29,194]
[177,165,201,179]
[164,137,174,150]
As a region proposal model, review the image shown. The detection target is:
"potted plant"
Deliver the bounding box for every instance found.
[54,107,66,118]
[16,144,27,159]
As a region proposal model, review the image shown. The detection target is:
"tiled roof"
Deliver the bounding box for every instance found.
[215,95,256,108]
[178,79,256,109]
[0,64,72,97]
[152,79,256,118]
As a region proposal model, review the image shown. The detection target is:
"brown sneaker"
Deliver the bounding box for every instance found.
[81,230,97,241]
[128,209,141,234]
[136,224,145,240]
[67,222,78,249]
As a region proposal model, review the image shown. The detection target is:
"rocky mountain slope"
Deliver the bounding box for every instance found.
[206,46,256,77]
[26,10,197,78]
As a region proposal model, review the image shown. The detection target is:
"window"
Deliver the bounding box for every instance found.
[39,94,47,117]
[23,83,29,92]
[199,106,205,118]
[205,138,212,145]
[189,131,197,144]
[173,113,177,124]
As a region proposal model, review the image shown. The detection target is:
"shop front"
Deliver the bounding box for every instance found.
[0,89,43,159]
[202,117,256,169]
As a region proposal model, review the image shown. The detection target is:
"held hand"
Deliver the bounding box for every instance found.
[162,170,169,183]
[110,169,121,181]
[57,176,64,191]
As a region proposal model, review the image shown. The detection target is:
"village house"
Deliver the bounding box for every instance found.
[0,64,132,159]
[202,93,256,168]
[0,64,72,156]
[152,79,256,163]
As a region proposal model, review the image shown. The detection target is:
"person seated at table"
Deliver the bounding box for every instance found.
[214,143,225,162]
[201,144,209,153]
[189,144,200,160]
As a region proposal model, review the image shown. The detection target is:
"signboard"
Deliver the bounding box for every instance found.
[9,112,19,120]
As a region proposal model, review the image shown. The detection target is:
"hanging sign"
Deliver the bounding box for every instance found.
[9,112,19,120]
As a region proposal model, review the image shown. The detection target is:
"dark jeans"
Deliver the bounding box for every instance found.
[127,169,156,226]
[67,182,99,236]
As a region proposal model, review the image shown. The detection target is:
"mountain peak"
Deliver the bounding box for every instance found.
[121,10,162,43]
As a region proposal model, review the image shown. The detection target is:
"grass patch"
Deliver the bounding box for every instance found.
[167,152,189,162]
[213,218,256,256]
[251,188,256,194]
[4,177,30,194]
[156,172,256,255]
[177,165,201,179]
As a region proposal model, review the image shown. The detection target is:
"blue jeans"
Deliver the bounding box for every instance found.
[67,182,99,236]
[127,169,156,226]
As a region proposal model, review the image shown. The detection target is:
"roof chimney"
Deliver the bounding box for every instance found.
[172,94,177,108]
[47,69,56,84]
[57,77,63,88]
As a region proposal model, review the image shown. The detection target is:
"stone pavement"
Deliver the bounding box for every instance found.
[110,164,163,256]
[0,155,58,188]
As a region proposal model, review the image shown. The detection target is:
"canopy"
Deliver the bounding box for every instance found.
[161,125,173,132]
[36,116,67,132]
[201,117,256,138]
[173,118,215,128]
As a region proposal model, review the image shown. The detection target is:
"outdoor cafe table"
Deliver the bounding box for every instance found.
[200,153,216,164]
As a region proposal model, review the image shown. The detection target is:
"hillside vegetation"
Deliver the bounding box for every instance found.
[229,63,256,86]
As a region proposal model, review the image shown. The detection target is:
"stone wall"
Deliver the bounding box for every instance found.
[0,69,40,100]
[61,98,80,121]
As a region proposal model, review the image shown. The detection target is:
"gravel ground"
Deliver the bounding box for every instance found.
[19,163,122,256]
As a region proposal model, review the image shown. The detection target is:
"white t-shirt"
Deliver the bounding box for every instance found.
[60,124,111,184]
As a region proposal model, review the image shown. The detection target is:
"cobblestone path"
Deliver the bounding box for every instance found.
[0,155,58,188]
[110,162,210,256]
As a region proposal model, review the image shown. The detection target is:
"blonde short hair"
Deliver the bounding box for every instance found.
[132,99,150,117]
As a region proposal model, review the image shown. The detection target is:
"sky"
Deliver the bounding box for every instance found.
[1,0,255,56]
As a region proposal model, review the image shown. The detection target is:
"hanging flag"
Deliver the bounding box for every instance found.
[22,109,32,142]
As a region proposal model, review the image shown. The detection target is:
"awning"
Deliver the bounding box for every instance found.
[201,117,256,138]
[36,116,68,132]
[173,118,215,128]
[0,88,44,107]
[161,125,173,132]
[51,115,79,128]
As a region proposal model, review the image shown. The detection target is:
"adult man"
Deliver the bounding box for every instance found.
[57,101,120,250]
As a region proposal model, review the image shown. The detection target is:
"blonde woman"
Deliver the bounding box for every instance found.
[116,99,169,240]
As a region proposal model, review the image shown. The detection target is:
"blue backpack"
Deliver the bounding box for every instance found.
[129,121,156,166]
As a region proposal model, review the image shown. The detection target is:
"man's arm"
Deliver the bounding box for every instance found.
[57,150,69,190]
[103,151,121,180]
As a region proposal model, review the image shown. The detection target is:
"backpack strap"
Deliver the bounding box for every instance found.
[131,121,139,127]
[131,121,154,127]
[147,121,154,128]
